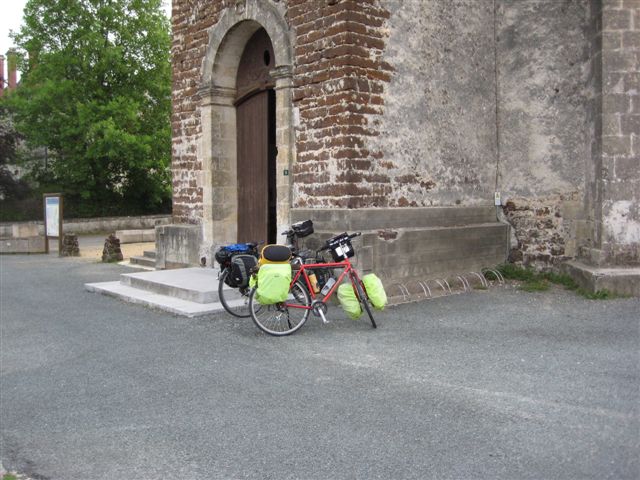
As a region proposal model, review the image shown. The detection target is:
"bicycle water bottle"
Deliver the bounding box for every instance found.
[320,277,336,296]
[309,272,320,293]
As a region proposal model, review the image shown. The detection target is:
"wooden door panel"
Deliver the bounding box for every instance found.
[237,91,269,243]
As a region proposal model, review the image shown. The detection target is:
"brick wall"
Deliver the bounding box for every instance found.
[290,0,393,208]
[171,0,227,224]
[172,0,394,218]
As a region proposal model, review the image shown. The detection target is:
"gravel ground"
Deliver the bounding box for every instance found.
[1,253,638,480]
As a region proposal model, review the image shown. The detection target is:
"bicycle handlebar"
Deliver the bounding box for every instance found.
[317,232,362,252]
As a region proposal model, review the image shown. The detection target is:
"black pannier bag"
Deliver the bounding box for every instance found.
[227,254,258,288]
[215,248,232,267]
[292,219,314,238]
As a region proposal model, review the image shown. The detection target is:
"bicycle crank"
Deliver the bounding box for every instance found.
[311,300,329,324]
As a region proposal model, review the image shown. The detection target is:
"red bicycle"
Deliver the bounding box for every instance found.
[248,232,377,336]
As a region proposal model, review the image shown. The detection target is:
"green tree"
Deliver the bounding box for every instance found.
[8,0,171,217]
[0,102,29,201]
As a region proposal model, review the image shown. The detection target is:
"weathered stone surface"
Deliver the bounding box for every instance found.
[102,234,124,262]
[155,224,203,269]
[60,233,80,257]
[0,236,46,254]
[370,0,496,207]
[170,0,639,272]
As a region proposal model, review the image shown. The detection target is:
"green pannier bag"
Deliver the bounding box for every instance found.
[362,273,387,310]
[252,263,292,305]
[337,283,362,319]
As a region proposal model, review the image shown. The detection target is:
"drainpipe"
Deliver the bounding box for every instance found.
[492,0,516,261]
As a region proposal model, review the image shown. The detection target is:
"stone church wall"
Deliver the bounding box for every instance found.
[366,0,592,267]
[170,0,636,272]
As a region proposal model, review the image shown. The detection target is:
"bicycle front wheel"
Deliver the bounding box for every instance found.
[249,281,311,336]
[218,268,251,318]
[354,277,377,329]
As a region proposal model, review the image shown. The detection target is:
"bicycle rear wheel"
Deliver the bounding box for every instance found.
[353,276,377,328]
[218,268,251,318]
[249,281,311,336]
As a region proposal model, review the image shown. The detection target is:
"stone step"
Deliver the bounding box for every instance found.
[84,281,231,317]
[143,250,156,259]
[129,255,157,268]
[119,267,242,304]
[85,266,249,317]
[561,261,640,297]
[115,229,156,244]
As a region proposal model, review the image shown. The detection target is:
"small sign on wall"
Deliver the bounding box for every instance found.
[43,193,63,254]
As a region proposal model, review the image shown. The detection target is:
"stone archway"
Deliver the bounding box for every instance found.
[197,1,294,249]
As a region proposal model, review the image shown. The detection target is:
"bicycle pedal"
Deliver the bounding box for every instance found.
[318,309,329,324]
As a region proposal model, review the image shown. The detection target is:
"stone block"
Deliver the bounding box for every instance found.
[614,156,640,178]
[603,50,636,73]
[602,135,632,156]
[0,236,46,254]
[561,200,585,221]
[623,31,640,50]
[604,31,623,51]
[115,229,156,244]
[155,224,203,269]
[12,223,39,237]
[293,207,508,282]
[603,93,631,113]
[562,260,640,296]
[602,114,621,135]
[602,8,632,31]
[620,114,640,135]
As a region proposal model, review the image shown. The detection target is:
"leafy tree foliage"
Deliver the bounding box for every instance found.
[0,103,30,201]
[7,0,171,216]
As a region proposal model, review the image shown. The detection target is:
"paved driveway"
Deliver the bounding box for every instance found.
[1,253,638,479]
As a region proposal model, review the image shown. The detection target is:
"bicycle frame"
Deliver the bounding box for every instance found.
[289,257,360,308]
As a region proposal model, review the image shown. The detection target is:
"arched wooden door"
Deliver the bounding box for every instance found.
[236,28,276,244]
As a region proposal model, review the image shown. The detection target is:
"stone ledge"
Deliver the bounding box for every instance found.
[0,236,46,254]
[561,260,640,297]
[115,229,156,244]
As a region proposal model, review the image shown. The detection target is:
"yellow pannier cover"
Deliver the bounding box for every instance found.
[252,263,292,305]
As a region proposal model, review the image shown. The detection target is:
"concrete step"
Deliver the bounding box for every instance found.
[143,250,156,259]
[85,281,233,317]
[129,255,157,268]
[561,261,640,297]
[116,229,156,244]
[85,267,248,317]
[119,267,234,304]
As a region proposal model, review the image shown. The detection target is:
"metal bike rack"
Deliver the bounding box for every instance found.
[383,266,507,306]
[456,275,470,292]
[392,283,410,301]
[481,268,505,284]
[405,280,428,299]
[418,280,432,299]
[468,271,489,288]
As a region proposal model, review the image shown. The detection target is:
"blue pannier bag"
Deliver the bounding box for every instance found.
[215,243,253,267]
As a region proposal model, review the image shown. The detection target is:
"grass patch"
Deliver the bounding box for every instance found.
[490,264,616,299]
[519,279,550,292]
[579,288,614,300]
[3,474,18,480]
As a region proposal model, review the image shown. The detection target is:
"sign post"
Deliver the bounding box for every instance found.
[43,194,63,255]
